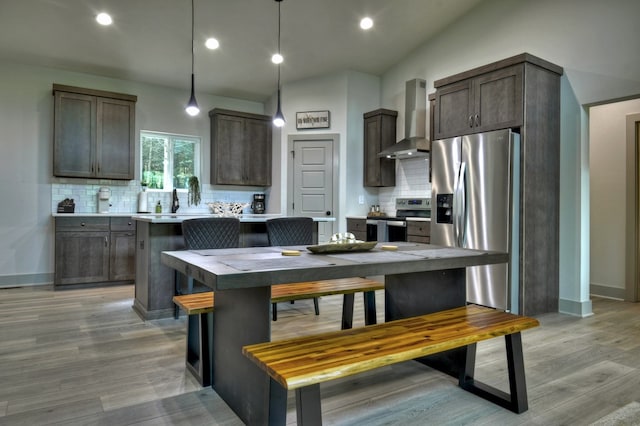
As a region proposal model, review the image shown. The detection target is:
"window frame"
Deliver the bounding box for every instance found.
[140,130,201,192]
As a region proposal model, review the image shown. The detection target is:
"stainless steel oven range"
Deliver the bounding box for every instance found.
[366,197,431,242]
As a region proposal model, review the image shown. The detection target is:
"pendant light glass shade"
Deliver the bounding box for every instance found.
[273,88,285,127]
[272,0,285,127]
[185,73,199,116]
[185,0,200,116]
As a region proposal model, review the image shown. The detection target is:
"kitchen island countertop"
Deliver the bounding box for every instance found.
[52,212,138,217]
[131,214,335,223]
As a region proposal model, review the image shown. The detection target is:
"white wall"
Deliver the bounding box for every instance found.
[271,71,348,218]
[589,99,640,298]
[271,70,382,228]
[377,0,640,315]
[0,61,264,286]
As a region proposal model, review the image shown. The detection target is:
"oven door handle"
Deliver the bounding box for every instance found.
[386,220,407,227]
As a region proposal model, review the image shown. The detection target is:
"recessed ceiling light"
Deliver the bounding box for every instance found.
[205,38,219,50]
[271,53,283,64]
[96,12,113,26]
[360,17,373,30]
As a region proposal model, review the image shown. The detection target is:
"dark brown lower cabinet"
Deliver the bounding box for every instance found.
[109,231,136,281]
[346,218,367,241]
[406,220,430,244]
[55,216,136,288]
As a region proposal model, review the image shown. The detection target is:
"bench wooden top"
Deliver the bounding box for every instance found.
[242,304,539,390]
[270,277,383,302]
[173,277,384,315]
[172,292,215,315]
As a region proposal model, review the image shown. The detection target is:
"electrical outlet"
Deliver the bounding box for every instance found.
[358,195,365,205]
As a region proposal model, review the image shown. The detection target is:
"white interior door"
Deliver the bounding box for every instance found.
[289,136,336,243]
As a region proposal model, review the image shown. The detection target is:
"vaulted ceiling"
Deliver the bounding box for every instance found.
[0,0,483,101]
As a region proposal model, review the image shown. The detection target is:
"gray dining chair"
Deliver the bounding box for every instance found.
[265,217,319,319]
[176,217,240,318]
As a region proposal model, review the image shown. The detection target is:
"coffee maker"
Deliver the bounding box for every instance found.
[251,193,265,214]
[98,187,111,213]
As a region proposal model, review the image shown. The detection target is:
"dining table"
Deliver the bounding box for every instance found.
[161,242,508,424]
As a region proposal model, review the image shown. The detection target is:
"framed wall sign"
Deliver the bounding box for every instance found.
[296,110,330,129]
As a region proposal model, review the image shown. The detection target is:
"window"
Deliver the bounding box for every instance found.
[140,131,201,190]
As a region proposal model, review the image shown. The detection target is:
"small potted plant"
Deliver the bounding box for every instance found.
[188,176,201,206]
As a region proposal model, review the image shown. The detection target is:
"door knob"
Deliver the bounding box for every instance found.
[326,211,331,216]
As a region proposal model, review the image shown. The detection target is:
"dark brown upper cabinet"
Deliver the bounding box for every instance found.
[210,108,272,186]
[363,109,397,187]
[433,65,523,139]
[53,84,136,180]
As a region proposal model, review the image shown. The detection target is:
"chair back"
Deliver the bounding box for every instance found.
[266,217,314,246]
[182,217,240,250]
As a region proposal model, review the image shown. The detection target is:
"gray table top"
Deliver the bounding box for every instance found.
[161,242,508,291]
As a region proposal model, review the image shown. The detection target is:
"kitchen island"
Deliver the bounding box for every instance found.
[161,243,508,423]
[132,214,335,320]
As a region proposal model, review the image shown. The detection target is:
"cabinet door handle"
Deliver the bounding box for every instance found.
[469,115,474,128]
[104,236,108,247]
[475,114,480,127]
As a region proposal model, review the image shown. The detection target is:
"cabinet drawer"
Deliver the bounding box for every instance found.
[346,218,366,233]
[350,231,367,242]
[56,217,110,232]
[407,221,430,237]
[110,217,136,231]
[407,235,430,244]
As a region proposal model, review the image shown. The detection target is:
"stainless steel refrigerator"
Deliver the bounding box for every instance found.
[431,129,520,313]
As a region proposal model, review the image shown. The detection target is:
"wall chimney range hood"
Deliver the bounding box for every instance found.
[378,78,430,159]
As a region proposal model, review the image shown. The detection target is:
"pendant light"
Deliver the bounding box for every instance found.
[185,0,200,117]
[272,0,285,127]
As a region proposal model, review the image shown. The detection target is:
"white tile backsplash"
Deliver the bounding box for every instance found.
[51,179,260,215]
[378,156,431,215]
[52,156,431,217]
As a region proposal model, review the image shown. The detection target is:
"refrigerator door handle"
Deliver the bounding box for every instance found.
[453,162,466,247]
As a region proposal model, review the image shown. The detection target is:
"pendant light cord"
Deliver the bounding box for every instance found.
[277,0,281,90]
[191,0,195,76]
[185,0,199,115]
[273,0,285,126]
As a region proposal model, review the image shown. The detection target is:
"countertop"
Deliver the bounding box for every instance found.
[131,214,336,224]
[52,212,335,223]
[346,215,431,222]
[53,212,137,217]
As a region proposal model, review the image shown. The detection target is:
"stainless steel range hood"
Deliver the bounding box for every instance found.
[378,78,430,159]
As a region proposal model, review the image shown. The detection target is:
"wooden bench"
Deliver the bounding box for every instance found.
[270,277,384,326]
[242,304,540,425]
[172,292,215,386]
[173,277,385,386]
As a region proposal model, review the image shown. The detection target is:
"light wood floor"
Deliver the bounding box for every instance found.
[1,285,639,425]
